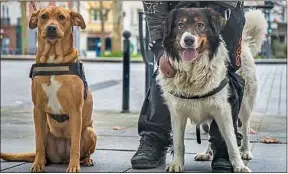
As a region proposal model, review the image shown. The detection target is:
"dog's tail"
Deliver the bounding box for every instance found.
[242,9,268,57]
[0,152,35,162]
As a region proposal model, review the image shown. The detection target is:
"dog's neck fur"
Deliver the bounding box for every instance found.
[160,40,229,96]
[36,28,77,64]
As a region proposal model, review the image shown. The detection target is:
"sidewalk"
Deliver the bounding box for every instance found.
[1,108,287,172]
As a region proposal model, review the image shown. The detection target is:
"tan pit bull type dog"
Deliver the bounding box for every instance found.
[0,6,97,173]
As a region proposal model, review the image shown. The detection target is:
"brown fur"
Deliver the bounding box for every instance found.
[0,6,96,173]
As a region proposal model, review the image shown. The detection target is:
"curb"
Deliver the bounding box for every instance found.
[1,56,287,64]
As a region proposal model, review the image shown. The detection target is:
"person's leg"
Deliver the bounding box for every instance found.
[207,2,245,172]
[131,70,172,169]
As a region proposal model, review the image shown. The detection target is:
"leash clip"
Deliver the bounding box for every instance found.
[224,8,231,21]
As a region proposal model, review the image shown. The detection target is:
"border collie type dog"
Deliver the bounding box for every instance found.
[157,8,267,172]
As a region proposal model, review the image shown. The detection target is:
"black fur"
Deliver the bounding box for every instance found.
[162,8,226,61]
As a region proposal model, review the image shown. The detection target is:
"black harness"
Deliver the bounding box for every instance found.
[168,77,229,100]
[29,61,88,123]
[168,77,229,144]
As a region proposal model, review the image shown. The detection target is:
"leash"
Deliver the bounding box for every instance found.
[30,1,37,11]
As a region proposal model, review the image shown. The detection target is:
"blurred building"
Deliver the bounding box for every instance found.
[0,1,22,55]
[79,1,114,57]
[122,1,143,55]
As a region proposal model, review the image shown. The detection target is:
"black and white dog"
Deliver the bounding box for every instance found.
[157,8,267,172]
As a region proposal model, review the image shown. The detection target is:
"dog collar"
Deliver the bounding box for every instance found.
[168,77,229,99]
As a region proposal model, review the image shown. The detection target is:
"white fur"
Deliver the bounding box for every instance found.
[180,32,198,48]
[42,75,62,114]
[47,55,56,63]
[157,10,267,173]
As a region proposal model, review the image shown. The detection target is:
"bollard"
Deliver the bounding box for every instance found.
[122,30,131,113]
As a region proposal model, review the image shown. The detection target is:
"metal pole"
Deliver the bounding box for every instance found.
[20,1,27,55]
[266,9,272,59]
[145,23,154,92]
[122,31,131,113]
[138,11,149,94]
[73,0,80,52]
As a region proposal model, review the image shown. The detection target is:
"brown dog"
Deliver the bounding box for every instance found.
[0,6,97,173]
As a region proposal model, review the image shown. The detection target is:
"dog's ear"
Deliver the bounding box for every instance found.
[70,11,86,29]
[163,9,177,39]
[205,8,226,35]
[29,10,40,29]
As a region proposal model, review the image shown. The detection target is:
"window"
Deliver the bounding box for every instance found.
[87,37,101,51]
[90,8,109,23]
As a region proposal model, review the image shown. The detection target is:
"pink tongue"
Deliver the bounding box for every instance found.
[182,48,197,62]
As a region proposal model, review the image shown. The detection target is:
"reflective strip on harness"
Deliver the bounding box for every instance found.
[33,66,70,72]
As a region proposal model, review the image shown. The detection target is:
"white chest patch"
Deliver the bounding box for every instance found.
[47,55,55,63]
[42,75,62,114]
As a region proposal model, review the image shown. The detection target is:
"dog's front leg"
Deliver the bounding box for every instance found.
[66,110,82,173]
[31,107,47,173]
[213,105,251,173]
[166,111,187,173]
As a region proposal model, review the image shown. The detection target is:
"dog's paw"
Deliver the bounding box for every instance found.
[81,158,94,167]
[166,163,184,173]
[39,56,47,63]
[194,152,212,161]
[241,151,253,160]
[31,162,45,173]
[234,166,251,173]
[54,56,63,64]
[66,163,80,173]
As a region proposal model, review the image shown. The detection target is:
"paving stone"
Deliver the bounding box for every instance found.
[128,153,211,173]
[248,143,287,172]
[1,150,134,173]
[0,161,25,171]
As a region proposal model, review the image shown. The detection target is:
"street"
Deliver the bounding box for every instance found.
[1,60,287,116]
[0,60,287,172]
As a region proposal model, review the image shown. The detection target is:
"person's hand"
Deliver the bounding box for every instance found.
[159,55,176,78]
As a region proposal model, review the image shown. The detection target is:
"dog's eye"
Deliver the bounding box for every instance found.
[41,14,48,20]
[178,23,184,29]
[197,23,205,30]
[59,15,65,20]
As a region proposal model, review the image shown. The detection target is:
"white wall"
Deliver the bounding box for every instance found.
[122,1,143,54]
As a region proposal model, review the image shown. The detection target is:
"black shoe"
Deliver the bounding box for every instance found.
[211,150,233,173]
[131,136,169,169]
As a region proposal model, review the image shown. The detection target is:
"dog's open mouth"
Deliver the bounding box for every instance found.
[182,48,198,62]
[181,40,205,63]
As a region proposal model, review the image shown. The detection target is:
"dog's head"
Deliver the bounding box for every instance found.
[163,8,226,62]
[29,6,86,44]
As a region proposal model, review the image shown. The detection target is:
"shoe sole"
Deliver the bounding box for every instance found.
[131,158,166,169]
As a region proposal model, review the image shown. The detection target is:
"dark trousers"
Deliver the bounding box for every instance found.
[138,3,245,150]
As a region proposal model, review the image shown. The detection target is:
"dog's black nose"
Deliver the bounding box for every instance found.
[184,36,195,46]
[47,25,57,32]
